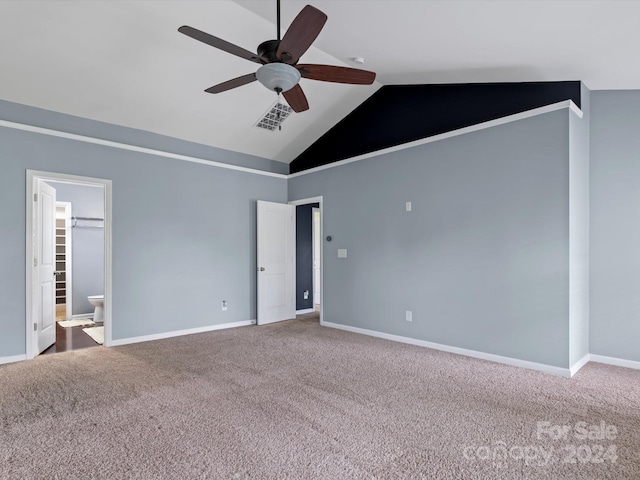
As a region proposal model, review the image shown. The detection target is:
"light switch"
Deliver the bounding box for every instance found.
[338,249,347,258]
[406,201,412,212]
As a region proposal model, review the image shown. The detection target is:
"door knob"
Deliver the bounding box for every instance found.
[259,267,265,271]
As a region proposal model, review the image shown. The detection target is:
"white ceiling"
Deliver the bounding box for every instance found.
[2,1,639,165]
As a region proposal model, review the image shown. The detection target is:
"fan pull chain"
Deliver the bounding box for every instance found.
[277,90,282,131]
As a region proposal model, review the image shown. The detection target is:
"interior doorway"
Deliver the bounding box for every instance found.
[290,197,323,324]
[255,196,324,326]
[26,170,112,359]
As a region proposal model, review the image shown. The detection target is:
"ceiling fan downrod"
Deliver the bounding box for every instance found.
[277,0,281,42]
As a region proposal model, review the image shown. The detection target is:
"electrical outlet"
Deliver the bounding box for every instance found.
[406,311,412,322]
[222,300,228,311]
[303,290,309,300]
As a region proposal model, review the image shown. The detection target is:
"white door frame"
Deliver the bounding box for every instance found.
[288,196,324,326]
[26,170,113,359]
[56,201,73,321]
[312,207,320,307]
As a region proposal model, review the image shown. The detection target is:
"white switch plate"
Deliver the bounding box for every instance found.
[338,249,347,258]
[406,201,412,212]
[406,311,412,322]
[222,300,228,311]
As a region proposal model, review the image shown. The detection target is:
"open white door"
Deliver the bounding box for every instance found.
[257,200,295,325]
[35,180,57,354]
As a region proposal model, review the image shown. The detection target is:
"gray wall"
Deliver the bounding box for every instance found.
[0,103,287,357]
[46,181,105,316]
[590,90,640,362]
[568,84,590,365]
[5,93,627,369]
[290,110,572,368]
[0,99,288,175]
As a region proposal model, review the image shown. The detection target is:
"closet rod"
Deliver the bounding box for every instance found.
[72,216,103,221]
[71,216,104,228]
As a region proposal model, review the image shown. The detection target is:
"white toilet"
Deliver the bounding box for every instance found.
[87,295,104,323]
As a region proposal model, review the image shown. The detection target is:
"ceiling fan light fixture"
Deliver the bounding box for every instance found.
[256,63,301,93]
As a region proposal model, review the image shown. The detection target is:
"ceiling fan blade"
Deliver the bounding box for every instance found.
[282,84,309,113]
[276,5,327,64]
[178,26,265,64]
[297,64,376,85]
[205,73,257,94]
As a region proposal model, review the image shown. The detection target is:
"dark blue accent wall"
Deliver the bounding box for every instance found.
[290,81,581,173]
[296,203,319,310]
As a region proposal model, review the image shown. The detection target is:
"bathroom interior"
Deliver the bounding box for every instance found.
[42,181,105,355]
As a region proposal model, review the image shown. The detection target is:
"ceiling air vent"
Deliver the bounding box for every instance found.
[255,102,293,131]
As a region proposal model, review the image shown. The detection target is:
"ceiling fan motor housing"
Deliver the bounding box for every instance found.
[257,40,281,63]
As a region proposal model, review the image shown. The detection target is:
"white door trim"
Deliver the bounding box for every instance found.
[288,196,323,326]
[56,201,73,320]
[26,170,113,358]
[312,207,320,307]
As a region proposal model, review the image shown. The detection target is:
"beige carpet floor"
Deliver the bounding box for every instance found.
[1,313,639,479]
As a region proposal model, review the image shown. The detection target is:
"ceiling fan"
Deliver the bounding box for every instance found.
[178,0,376,113]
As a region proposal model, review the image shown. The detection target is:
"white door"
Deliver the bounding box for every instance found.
[257,200,296,325]
[312,208,321,306]
[36,180,57,354]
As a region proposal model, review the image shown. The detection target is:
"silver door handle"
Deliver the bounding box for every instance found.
[54,271,62,276]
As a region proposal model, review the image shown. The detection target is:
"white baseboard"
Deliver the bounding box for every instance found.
[296,308,315,314]
[72,313,93,319]
[590,354,640,370]
[0,354,27,366]
[322,322,572,378]
[569,354,591,377]
[109,319,256,347]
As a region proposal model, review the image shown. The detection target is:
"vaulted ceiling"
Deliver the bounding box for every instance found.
[1,1,639,166]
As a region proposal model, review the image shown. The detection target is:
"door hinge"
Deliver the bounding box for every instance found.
[33,323,37,332]
[33,193,38,202]
[34,258,38,267]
